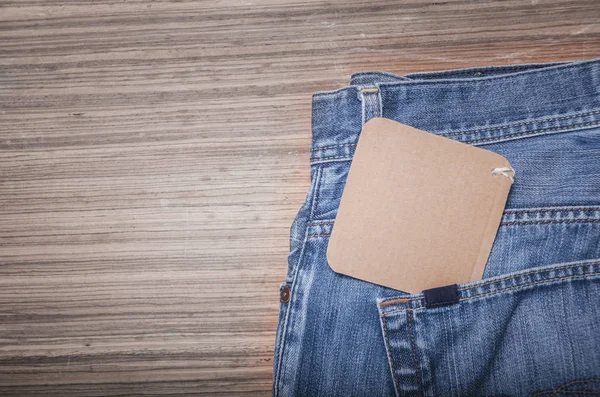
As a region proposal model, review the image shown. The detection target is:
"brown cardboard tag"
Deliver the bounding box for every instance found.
[327,118,514,293]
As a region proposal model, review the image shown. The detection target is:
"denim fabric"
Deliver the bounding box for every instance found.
[273,59,600,397]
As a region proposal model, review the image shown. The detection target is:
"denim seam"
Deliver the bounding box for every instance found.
[410,66,520,78]
[407,308,425,397]
[273,171,323,396]
[381,261,600,312]
[312,59,598,98]
[378,86,384,117]
[308,165,322,221]
[310,155,354,162]
[352,70,407,79]
[469,120,600,145]
[312,86,355,98]
[272,284,288,386]
[531,378,600,396]
[306,220,335,226]
[273,229,310,396]
[383,270,600,316]
[459,273,600,302]
[377,59,600,86]
[441,109,600,137]
[504,207,600,214]
[307,208,600,227]
[502,219,600,226]
[360,87,367,126]
[309,120,600,163]
[381,314,401,397]
[405,64,559,79]
[310,143,357,152]
[404,62,569,80]
[457,261,600,291]
[307,112,600,147]
[306,216,600,237]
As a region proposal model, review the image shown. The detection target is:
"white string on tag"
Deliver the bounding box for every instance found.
[491,167,515,183]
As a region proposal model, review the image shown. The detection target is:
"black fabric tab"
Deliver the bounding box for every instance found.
[423,284,460,308]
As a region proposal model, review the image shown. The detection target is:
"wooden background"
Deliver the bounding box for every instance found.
[1,0,598,395]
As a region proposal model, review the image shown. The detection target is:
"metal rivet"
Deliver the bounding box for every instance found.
[280,285,291,303]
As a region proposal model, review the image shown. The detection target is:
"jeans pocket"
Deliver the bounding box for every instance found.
[378,258,600,397]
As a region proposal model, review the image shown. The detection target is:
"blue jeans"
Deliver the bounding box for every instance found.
[273,59,600,397]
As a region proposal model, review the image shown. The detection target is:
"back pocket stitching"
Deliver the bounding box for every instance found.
[461,272,600,303]
[502,219,600,226]
[532,379,600,396]
[381,261,600,316]
[458,261,600,291]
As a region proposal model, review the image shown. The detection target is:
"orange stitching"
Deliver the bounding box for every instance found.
[504,207,600,214]
[380,298,410,307]
[458,261,600,291]
[531,379,600,396]
[470,120,600,144]
[312,213,600,227]
[442,109,600,137]
[459,272,600,303]
[308,210,600,226]
[310,121,600,161]
[502,219,600,226]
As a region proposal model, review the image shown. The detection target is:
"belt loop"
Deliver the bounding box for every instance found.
[360,85,382,125]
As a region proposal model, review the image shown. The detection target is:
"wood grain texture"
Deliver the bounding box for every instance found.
[0,0,598,395]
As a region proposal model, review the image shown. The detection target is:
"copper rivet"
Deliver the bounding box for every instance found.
[280,285,291,303]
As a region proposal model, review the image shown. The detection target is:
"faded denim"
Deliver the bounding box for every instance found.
[273,59,600,397]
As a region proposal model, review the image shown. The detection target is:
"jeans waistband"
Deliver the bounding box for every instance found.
[310,58,600,164]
